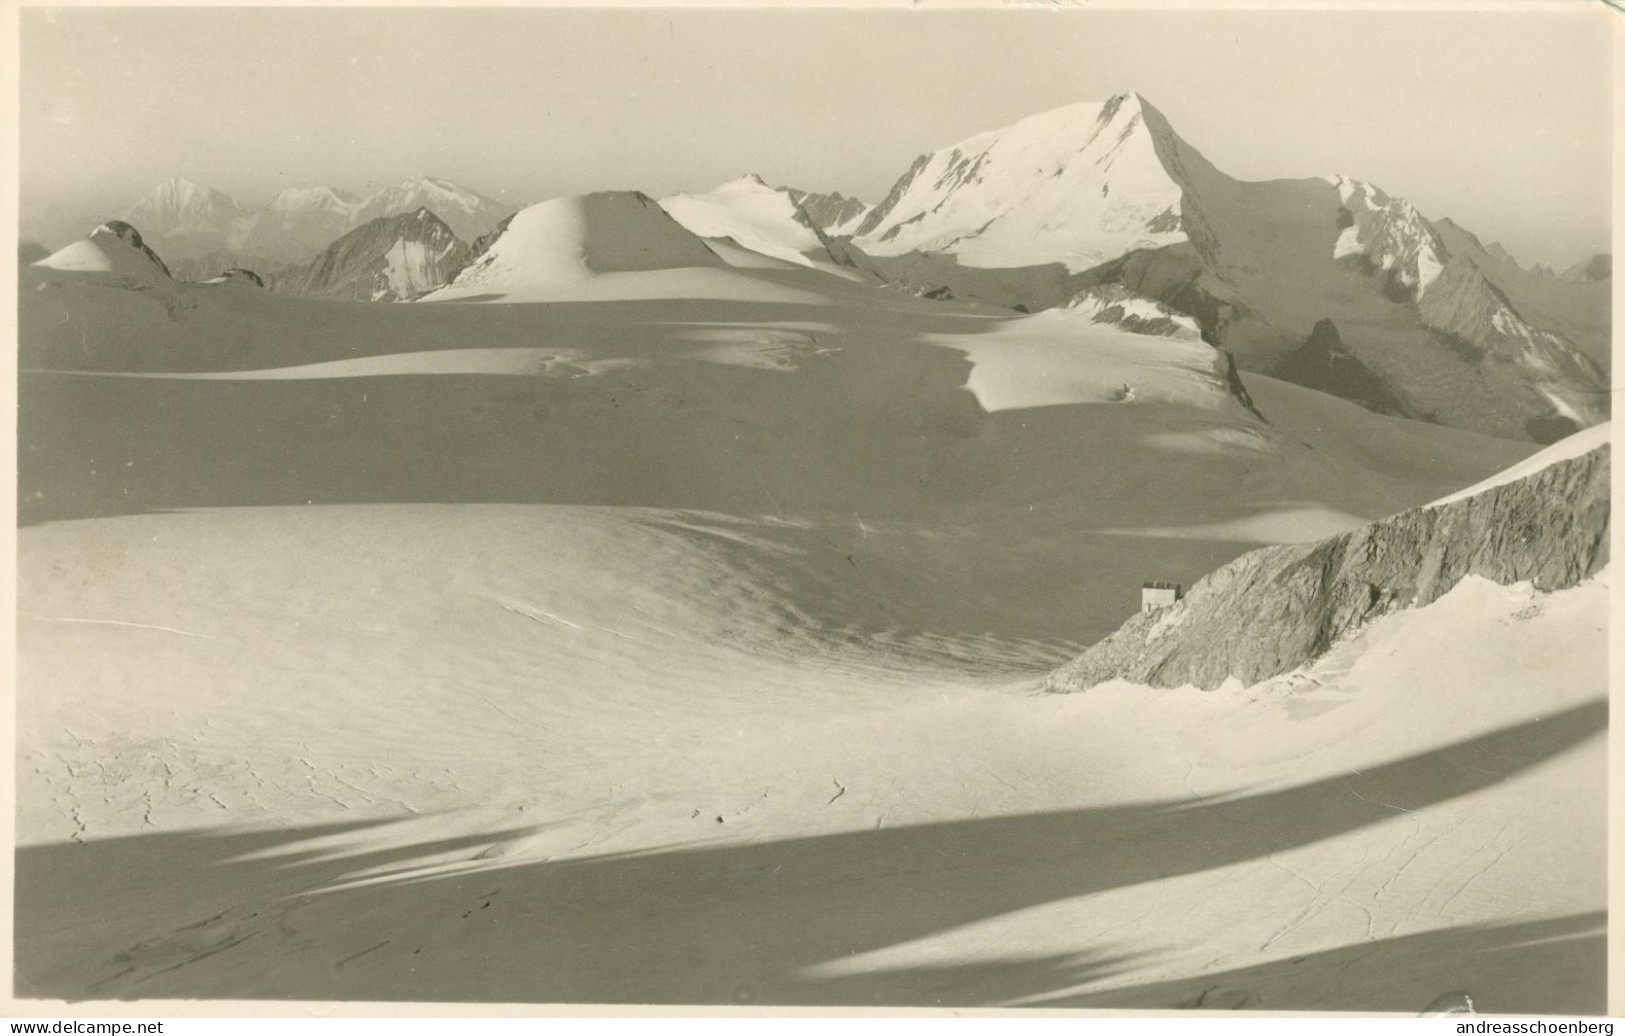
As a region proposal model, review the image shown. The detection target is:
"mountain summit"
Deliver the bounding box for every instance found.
[427,191,734,302]
[852,93,1202,272]
[268,208,470,302]
[124,178,255,259]
[33,220,174,283]
[348,176,512,245]
[659,176,841,269]
[838,92,1607,443]
[115,176,515,268]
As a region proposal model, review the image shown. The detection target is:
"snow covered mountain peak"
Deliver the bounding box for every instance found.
[849,92,1204,272]
[399,174,462,191]
[268,186,359,215]
[1324,174,1448,300]
[350,177,514,244]
[390,175,488,206]
[438,191,726,297]
[660,178,832,268]
[125,179,253,252]
[135,177,242,210]
[269,206,469,302]
[714,175,778,194]
[33,219,174,282]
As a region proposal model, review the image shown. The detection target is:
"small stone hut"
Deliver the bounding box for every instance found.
[1141,581,1182,615]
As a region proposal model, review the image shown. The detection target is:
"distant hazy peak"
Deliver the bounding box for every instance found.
[1561,253,1611,283]
[268,185,359,212]
[127,178,250,218]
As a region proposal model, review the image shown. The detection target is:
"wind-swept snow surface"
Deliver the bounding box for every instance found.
[16,510,1605,1010]
[16,235,1596,1011]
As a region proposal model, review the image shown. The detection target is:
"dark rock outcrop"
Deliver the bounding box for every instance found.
[267,208,469,302]
[1270,318,1410,417]
[205,268,265,287]
[785,187,867,232]
[167,249,287,284]
[97,220,172,278]
[1045,441,1609,692]
[1561,253,1611,284]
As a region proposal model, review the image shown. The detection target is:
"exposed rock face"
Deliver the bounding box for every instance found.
[832,95,1606,442]
[1562,254,1611,284]
[466,213,515,265]
[1415,259,1606,442]
[1045,441,1609,693]
[203,268,265,287]
[852,153,932,240]
[95,221,173,278]
[784,187,869,234]
[242,186,360,263]
[1271,318,1410,417]
[1327,176,1445,300]
[348,176,513,246]
[267,208,469,302]
[31,220,175,283]
[1428,220,1610,373]
[167,249,287,284]
[1064,283,1203,339]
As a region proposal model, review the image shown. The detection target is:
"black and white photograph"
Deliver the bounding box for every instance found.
[9,1,1617,1017]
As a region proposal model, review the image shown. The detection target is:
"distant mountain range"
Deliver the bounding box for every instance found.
[19,93,1609,443]
[26,175,515,271]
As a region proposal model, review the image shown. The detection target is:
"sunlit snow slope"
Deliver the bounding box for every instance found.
[15,217,1600,1012]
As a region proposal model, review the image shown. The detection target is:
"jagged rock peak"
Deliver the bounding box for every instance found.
[1325,175,1448,301]
[267,205,470,302]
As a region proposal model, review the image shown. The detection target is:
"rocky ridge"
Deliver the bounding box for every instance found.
[826,94,1607,441]
[1044,433,1610,693]
[267,208,470,302]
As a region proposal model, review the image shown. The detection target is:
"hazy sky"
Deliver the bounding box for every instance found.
[20,4,1614,267]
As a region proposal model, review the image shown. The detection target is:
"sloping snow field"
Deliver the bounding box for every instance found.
[14,235,1601,1011]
